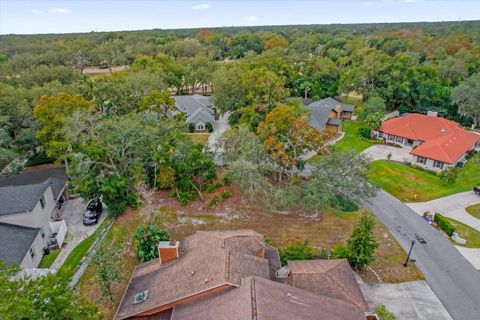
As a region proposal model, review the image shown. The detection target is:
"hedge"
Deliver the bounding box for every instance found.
[434,213,456,237]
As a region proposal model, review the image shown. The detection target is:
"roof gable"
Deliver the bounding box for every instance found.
[0,181,51,215]
[0,222,40,265]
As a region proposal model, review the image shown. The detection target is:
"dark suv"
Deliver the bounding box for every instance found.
[83,197,103,226]
[474,186,480,196]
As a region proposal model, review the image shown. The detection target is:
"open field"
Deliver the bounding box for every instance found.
[368,153,480,202]
[76,187,422,319]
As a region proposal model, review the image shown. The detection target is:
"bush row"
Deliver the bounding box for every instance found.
[434,213,456,237]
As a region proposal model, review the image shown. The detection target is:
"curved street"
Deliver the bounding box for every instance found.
[364,191,480,320]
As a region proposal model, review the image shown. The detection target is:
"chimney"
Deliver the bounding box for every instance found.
[158,240,179,264]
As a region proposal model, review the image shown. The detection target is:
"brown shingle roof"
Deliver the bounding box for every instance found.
[115,230,270,320]
[287,259,368,311]
[173,276,365,320]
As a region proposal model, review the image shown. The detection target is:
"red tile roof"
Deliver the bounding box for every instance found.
[380,114,480,164]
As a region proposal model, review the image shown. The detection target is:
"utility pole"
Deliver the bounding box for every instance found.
[403,240,416,267]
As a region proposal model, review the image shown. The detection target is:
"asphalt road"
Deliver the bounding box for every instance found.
[364,191,480,320]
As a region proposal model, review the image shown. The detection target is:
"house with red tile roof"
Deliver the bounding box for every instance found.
[375,113,480,171]
[114,230,373,320]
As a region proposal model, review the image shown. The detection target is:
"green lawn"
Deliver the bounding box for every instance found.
[38,249,60,268]
[189,133,210,145]
[446,217,480,248]
[368,154,480,202]
[466,204,480,220]
[334,120,374,154]
[58,219,110,278]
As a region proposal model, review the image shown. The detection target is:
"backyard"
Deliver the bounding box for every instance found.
[188,132,210,145]
[76,187,422,319]
[368,153,480,202]
[333,120,373,154]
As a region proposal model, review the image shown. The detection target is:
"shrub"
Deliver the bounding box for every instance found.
[26,151,55,167]
[221,172,233,185]
[279,239,318,265]
[386,152,392,161]
[205,122,214,133]
[434,213,456,236]
[347,215,378,270]
[375,305,396,320]
[205,185,216,193]
[207,195,220,208]
[331,244,349,259]
[221,191,232,199]
[175,191,196,205]
[330,195,359,212]
[188,123,196,133]
[358,127,372,139]
[133,224,170,262]
[439,167,458,185]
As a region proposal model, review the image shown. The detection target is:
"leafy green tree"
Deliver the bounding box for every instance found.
[93,248,121,303]
[33,92,94,158]
[347,215,378,270]
[360,92,386,120]
[365,112,383,131]
[139,90,175,117]
[133,224,170,262]
[452,73,480,127]
[279,239,318,265]
[0,261,98,319]
[301,153,377,216]
[375,305,397,320]
[439,167,459,185]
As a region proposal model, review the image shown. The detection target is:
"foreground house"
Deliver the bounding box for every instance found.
[172,94,215,131]
[115,230,371,320]
[374,113,480,171]
[306,97,355,134]
[0,166,68,268]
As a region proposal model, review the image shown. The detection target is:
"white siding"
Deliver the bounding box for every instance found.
[0,186,56,238]
[19,231,44,269]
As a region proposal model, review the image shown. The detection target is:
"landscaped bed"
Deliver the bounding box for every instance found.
[76,187,422,319]
[368,153,480,202]
[466,204,480,220]
[445,217,480,248]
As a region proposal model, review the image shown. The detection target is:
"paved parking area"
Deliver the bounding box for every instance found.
[49,198,106,270]
[362,280,453,320]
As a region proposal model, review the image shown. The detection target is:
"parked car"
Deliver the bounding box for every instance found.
[83,197,103,226]
[474,186,480,196]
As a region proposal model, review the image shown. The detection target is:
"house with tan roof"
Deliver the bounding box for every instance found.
[374,113,480,172]
[115,230,373,320]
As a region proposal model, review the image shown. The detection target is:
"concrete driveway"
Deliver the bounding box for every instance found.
[361,145,413,162]
[407,191,480,231]
[362,281,453,320]
[207,112,230,165]
[49,198,106,270]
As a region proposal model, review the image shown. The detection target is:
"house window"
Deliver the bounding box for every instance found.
[196,123,204,131]
[29,247,36,260]
[417,156,426,164]
[396,136,403,143]
[40,195,46,209]
[40,228,45,239]
[434,160,443,169]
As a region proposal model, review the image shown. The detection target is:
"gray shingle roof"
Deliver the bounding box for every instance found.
[172,94,214,124]
[0,222,40,265]
[306,97,354,130]
[0,180,50,215]
[0,166,67,200]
